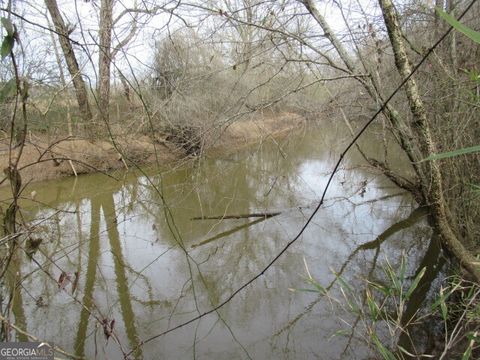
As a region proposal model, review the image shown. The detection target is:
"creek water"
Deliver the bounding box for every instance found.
[1,122,441,359]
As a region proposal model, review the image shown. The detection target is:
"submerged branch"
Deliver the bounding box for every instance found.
[191,217,270,248]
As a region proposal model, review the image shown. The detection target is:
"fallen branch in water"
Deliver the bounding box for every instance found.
[191,212,281,220]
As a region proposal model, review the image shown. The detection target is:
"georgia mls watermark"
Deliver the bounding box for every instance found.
[0,342,54,360]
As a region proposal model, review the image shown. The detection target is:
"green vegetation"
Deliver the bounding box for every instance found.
[296,254,480,359]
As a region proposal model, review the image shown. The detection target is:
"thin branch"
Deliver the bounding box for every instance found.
[124,2,477,356]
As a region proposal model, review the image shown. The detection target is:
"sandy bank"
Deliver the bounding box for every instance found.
[0,112,305,185]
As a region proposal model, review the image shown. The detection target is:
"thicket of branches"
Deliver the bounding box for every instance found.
[0,0,479,358]
[326,0,480,255]
[1,1,323,148]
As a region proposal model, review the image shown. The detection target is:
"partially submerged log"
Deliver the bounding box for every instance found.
[191,212,281,221]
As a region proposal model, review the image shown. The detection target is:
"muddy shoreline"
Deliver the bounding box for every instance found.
[0,113,305,185]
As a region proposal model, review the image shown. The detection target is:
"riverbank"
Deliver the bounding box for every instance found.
[0,112,305,185]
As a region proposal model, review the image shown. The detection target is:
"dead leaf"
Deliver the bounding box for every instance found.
[58,271,71,290]
[71,271,79,295]
[26,237,42,258]
[102,318,115,342]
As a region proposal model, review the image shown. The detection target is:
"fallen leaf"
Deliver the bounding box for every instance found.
[58,272,71,290]
[102,318,115,342]
[71,271,79,295]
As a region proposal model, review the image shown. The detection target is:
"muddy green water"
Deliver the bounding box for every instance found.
[2,123,441,359]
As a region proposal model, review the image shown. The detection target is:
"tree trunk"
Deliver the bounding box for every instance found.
[378,0,480,281]
[98,0,114,124]
[44,0,92,124]
[301,0,425,200]
[301,0,480,280]
[47,16,78,176]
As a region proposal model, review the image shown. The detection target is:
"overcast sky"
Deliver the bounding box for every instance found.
[1,0,386,85]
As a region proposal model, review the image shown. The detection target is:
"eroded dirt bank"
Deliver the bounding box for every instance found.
[0,113,305,185]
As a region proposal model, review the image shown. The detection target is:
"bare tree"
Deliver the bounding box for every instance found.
[97,0,160,124]
[44,0,92,124]
[98,0,114,124]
